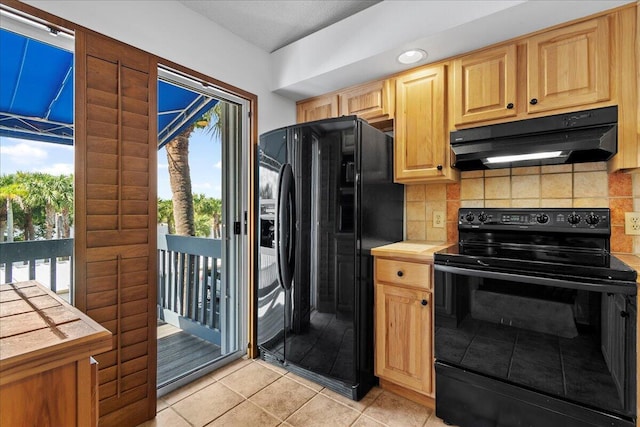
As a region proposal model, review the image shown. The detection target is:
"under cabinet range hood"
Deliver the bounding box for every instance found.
[450,106,618,171]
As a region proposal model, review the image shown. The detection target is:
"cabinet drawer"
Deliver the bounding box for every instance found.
[376,259,431,289]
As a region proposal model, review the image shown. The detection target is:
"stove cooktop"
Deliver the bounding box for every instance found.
[435,208,638,285]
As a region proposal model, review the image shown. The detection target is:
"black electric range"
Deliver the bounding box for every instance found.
[433,208,638,427]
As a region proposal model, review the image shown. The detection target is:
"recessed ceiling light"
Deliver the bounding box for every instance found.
[397,49,427,65]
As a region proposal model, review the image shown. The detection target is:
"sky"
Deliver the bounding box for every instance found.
[0,129,222,200]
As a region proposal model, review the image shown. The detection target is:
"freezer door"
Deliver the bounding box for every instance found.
[256,128,287,359]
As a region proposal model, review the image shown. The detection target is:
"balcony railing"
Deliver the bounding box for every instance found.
[0,238,73,294]
[157,234,222,345]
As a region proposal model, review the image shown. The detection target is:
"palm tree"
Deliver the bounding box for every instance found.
[157,198,174,234]
[0,175,27,242]
[164,102,222,236]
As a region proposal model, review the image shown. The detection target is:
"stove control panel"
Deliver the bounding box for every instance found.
[458,208,610,232]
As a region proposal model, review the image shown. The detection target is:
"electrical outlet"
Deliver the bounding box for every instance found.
[433,210,445,228]
[625,212,640,235]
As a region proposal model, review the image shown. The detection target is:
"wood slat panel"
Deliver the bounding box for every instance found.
[99,365,117,384]
[121,328,147,347]
[87,152,118,170]
[122,157,148,172]
[86,290,117,310]
[94,350,117,369]
[87,260,117,278]
[121,285,147,303]
[121,300,148,318]
[122,111,148,130]
[121,313,147,333]
[86,57,117,92]
[86,200,119,215]
[87,168,118,185]
[101,320,118,335]
[86,230,148,247]
[99,384,147,416]
[87,103,118,124]
[99,380,117,401]
[87,120,118,139]
[121,355,147,377]
[122,97,148,116]
[87,136,118,155]
[85,276,116,293]
[87,184,118,199]
[122,126,149,143]
[86,88,117,110]
[122,201,149,215]
[122,271,149,289]
[122,142,149,158]
[122,187,150,201]
[122,215,148,230]
[87,215,118,231]
[86,245,149,262]
[122,171,149,186]
[122,369,147,392]
[87,306,117,324]
[121,341,147,363]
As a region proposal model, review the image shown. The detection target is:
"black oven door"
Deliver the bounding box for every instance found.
[434,264,637,423]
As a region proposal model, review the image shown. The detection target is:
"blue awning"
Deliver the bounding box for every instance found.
[0,27,218,148]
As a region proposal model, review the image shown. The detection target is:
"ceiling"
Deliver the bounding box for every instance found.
[178,0,381,53]
[179,0,635,101]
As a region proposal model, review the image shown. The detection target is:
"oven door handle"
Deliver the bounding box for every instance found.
[434,264,637,295]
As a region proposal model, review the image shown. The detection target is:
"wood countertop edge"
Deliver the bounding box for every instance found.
[0,332,112,385]
[0,281,113,384]
[371,241,455,262]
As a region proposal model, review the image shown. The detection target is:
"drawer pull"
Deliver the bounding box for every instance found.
[421,299,428,306]
[397,270,404,277]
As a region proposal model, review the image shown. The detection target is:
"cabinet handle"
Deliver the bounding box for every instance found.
[436,164,443,171]
[506,103,514,109]
[397,271,404,277]
[421,299,428,306]
[529,98,538,105]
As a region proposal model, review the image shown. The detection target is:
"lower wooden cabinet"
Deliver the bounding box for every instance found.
[373,254,435,398]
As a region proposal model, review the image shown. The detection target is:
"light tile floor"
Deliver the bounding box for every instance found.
[138,357,453,427]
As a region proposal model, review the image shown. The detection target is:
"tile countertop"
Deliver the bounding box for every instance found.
[370,241,454,262]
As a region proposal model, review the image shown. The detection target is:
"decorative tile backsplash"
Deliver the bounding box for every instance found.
[405,162,638,254]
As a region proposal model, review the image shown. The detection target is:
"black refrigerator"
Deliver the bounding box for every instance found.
[256,116,404,400]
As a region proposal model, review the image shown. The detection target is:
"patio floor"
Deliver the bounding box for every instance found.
[157,322,222,386]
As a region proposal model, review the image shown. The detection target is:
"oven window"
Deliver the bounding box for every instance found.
[435,271,635,417]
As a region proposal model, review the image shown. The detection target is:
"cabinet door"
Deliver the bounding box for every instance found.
[394,65,448,183]
[296,94,339,123]
[527,17,610,114]
[453,44,517,125]
[375,283,432,394]
[339,79,393,123]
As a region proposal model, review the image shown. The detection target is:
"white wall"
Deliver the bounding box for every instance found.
[24,0,295,134]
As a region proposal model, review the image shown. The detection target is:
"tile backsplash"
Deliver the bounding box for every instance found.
[405,162,639,254]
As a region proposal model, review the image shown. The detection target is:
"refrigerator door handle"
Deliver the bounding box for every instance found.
[276,163,296,290]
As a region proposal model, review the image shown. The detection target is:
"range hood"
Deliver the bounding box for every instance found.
[450,106,618,171]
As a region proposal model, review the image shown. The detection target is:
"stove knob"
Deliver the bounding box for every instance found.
[465,212,475,222]
[586,214,600,226]
[478,212,488,223]
[567,213,581,225]
[536,213,549,224]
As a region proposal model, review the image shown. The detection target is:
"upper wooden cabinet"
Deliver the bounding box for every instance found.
[296,79,393,124]
[339,79,394,122]
[527,16,610,114]
[296,94,339,123]
[451,16,612,125]
[394,65,456,183]
[453,44,517,125]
